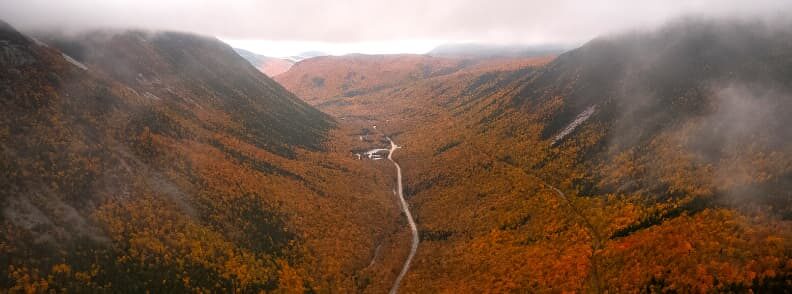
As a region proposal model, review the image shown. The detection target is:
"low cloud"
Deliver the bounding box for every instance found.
[1,0,790,45]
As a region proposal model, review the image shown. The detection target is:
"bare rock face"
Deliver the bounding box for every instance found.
[0,21,36,67]
[0,41,36,67]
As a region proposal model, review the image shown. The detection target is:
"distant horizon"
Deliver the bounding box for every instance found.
[222,39,447,57]
[223,39,576,58]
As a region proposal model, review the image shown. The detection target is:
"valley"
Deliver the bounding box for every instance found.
[274,18,792,292]
[0,22,406,292]
[1,13,791,293]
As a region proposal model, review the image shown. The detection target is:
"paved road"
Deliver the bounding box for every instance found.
[386,137,419,294]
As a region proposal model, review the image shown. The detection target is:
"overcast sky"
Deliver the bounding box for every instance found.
[1,0,789,56]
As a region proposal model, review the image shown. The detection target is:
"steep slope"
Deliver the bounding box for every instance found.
[234,48,295,77]
[396,18,792,292]
[42,32,328,157]
[275,18,792,292]
[0,22,399,292]
[506,18,792,210]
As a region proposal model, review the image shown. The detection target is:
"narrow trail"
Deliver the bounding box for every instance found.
[460,141,604,292]
[385,137,419,294]
[542,183,604,293]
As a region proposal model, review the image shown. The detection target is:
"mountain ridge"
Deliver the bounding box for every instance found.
[273,18,792,292]
[233,47,295,77]
[0,22,399,292]
[2,16,791,293]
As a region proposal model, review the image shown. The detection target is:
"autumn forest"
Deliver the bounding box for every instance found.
[1,7,792,293]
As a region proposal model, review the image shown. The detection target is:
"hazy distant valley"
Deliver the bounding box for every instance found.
[1,11,791,294]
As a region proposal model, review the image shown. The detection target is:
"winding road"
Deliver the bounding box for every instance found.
[385,137,419,294]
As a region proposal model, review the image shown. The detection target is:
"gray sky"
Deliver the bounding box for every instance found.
[1,0,789,56]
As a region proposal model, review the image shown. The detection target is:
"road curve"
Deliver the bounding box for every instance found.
[386,137,419,294]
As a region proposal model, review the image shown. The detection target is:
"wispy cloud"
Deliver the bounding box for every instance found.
[0,0,792,55]
[1,0,789,54]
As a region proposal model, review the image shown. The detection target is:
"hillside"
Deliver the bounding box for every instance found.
[0,22,401,292]
[276,19,792,292]
[275,53,554,108]
[234,48,295,77]
[397,19,792,292]
[400,19,792,292]
[428,43,567,58]
[275,54,465,104]
[3,14,791,292]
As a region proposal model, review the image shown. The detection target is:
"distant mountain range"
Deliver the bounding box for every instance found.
[234,43,569,78]
[287,50,328,62]
[2,15,791,293]
[233,48,331,76]
[276,53,554,105]
[428,43,569,58]
[233,47,295,76]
